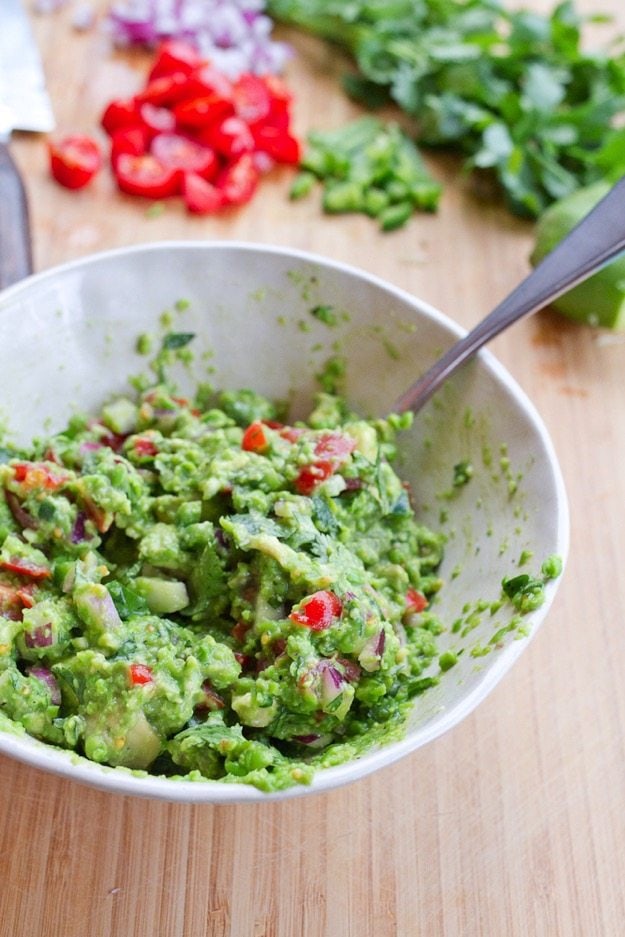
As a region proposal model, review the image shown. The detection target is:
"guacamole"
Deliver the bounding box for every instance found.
[0,384,446,791]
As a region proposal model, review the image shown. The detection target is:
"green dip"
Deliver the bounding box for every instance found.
[0,384,446,791]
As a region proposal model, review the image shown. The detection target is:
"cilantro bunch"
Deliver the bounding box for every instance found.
[269,0,625,216]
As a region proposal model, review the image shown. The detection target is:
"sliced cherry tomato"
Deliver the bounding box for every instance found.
[405,587,428,613]
[232,74,272,124]
[148,39,203,81]
[218,153,259,206]
[138,102,176,136]
[129,663,154,686]
[294,461,334,495]
[114,153,180,199]
[133,437,159,458]
[173,94,233,131]
[12,462,68,490]
[289,590,342,631]
[136,72,191,107]
[110,127,149,167]
[0,557,51,580]
[150,132,218,180]
[182,173,225,215]
[182,64,233,102]
[314,433,355,464]
[48,135,102,190]
[241,421,268,452]
[252,125,301,164]
[101,97,139,135]
[207,116,255,158]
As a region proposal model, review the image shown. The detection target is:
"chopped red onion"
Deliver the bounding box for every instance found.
[317,660,344,704]
[106,1,292,77]
[71,511,88,544]
[27,666,62,705]
[24,623,54,649]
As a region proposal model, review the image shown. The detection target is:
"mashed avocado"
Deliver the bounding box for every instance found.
[0,384,447,791]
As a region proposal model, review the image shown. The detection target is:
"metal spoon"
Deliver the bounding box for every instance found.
[395,174,625,414]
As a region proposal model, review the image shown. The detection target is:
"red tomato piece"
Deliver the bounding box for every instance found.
[241,421,268,452]
[150,132,219,180]
[133,437,159,458]
[129,663,154,686]
[289,590,342,631]
[252,125,301,165]
[173,94,233,131]
[114,153,180,199]
[138,102,176,137]
[148,39,203,81]
[218,153,259,206]
[13,462,68,490]
[110,127,149,167]
[405,588,429,613]
[207,116,255,158]
[101,98,140,135]
[48,135,102,190]
[183,64,233,102]
[136,72,191,107]
[182,173,225,214]
[314,432,355,464]
[294,461,334,495]
[232,74,272,124]
[0,558,51,580]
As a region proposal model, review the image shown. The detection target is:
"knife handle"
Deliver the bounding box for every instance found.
[0,141,33,289]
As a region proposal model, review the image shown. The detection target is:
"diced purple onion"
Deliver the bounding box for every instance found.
[294,734,320,745]
[374,630,386,657]
[318,660,344,704]
[27,666,62,705]
[71,512,88,544]
[106,1,292,78]
[24,623,54,649]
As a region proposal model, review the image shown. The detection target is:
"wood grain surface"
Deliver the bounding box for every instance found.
[2,2,625,934]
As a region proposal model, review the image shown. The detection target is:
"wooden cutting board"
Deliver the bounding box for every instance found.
[1,2,625,934]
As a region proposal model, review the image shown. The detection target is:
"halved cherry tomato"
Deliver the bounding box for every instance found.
[207,116,255,158]
[110,127,149,167]
[114,153,180,199]
[405,588,428,613]
[294,461,334,495]
[232,74,272,124]
[148,39,203,81]
[48,135,102,190]
[133,437,159,458]
[182,173,225,215]
[150,132,218,180]
[12,462,68,490]
[252,125,301,164]
[182,64,233,102]
[136,72,191,107]
[218,153,259,206]
[173,94,233,131]
[101,98,139,135]
[128,663,154,686]
[289,590,342,631]
[138,102,176,136]
[314,433,355,464]
[241,422,268,452]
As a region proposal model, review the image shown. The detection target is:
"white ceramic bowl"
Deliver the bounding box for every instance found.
[0,242,568,802]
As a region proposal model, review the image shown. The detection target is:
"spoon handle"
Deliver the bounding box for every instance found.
[395,174,625,414]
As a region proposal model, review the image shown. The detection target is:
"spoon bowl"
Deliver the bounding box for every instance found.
[0,241,568,801]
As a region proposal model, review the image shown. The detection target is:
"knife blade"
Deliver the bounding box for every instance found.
[0,0,55,289]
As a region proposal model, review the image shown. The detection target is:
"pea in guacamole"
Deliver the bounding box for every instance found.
[0,383,446,791]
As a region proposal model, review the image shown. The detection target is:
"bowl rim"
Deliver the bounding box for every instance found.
[0,240,570,802]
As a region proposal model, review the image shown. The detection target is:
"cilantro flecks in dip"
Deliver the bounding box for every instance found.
[0,384,447,790]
